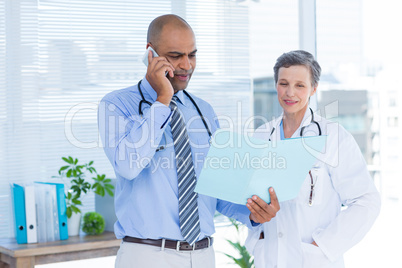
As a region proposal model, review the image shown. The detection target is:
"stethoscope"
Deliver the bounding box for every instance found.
[268,107,322,141]
[300,108,322,136]
[137,80,212,151]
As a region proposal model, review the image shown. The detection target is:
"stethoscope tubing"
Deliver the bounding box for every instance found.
[269,107,322,141]
[300,108,322,136]
[138,80,153,116]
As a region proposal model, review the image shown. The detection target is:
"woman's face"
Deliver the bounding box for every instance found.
[276,65,317,118]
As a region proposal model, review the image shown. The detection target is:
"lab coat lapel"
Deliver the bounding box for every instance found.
[270,114,283,142]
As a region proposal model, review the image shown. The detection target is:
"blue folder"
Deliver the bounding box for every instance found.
[11,184,27,244]
[36,182,69,240]
[195,131,327,204]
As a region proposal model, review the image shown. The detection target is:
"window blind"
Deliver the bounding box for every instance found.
[0,0,251,238]
[0,0,7,236]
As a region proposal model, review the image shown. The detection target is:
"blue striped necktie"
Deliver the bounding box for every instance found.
[170,95,201,245]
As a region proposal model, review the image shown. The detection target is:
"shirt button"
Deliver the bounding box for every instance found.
[278,232,283,238]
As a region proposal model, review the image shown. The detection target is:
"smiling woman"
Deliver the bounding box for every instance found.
[246,50,381,268]
[273,50,321,139]
[276,65,316,136]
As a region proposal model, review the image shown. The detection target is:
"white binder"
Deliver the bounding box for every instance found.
[24,184,38,243]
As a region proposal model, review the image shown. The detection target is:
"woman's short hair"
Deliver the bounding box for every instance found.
[273,50,321,87]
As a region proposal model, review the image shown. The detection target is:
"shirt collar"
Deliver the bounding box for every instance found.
[141,76,187,106]
[173,90,187,106]
[274,107,312,138]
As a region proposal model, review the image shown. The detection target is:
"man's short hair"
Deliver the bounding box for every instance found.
[147,14,192,48]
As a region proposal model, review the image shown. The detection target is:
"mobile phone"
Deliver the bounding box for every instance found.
[142,47,169,76]
[142,47,159,67]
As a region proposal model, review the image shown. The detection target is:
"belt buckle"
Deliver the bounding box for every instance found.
[192,242,196,251]
[176,240,181,251]
[207,237,210,248]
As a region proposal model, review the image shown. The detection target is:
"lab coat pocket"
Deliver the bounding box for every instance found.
[301,242,331,268]
[245,228,266,267]
[252,239,266,268]
[245,227,262,255]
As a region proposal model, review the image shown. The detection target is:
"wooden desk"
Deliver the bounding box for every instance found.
[0,232,121,268]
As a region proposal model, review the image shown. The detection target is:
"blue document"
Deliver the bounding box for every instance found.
[11,183,27,244]
[195,131,327,204]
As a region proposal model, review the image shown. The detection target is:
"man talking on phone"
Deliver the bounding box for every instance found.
[98,14,279,268]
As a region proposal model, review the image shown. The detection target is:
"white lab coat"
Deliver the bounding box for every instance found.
[245,108,381,268]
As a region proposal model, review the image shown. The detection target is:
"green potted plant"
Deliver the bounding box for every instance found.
[222,218,254,268]
[55,156,114,236]
[82,212,106,235]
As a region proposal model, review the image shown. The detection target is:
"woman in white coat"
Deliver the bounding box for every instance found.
[245,50,381,268]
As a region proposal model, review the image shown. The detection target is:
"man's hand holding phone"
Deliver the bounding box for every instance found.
[144,47,175,106]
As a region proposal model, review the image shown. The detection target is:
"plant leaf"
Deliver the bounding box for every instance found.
[97,186,105,197]
[105,184,115,190]
[66,207,72,218]
[59,165,69,173]
[71,205,81,213]
[105,187,114,197]
[72,199,82,205]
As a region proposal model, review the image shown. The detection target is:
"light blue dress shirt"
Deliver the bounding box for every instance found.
[98,77,252,240]
[280,120,285,140]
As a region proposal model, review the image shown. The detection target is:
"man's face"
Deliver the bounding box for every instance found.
[154,25,197,92]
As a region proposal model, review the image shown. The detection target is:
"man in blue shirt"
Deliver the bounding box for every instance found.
[98,14,279,268]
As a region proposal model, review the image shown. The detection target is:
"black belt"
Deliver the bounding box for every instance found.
[122,236,213,251]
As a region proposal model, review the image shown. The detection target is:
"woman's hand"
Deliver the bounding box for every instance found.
[247,187,280,224]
